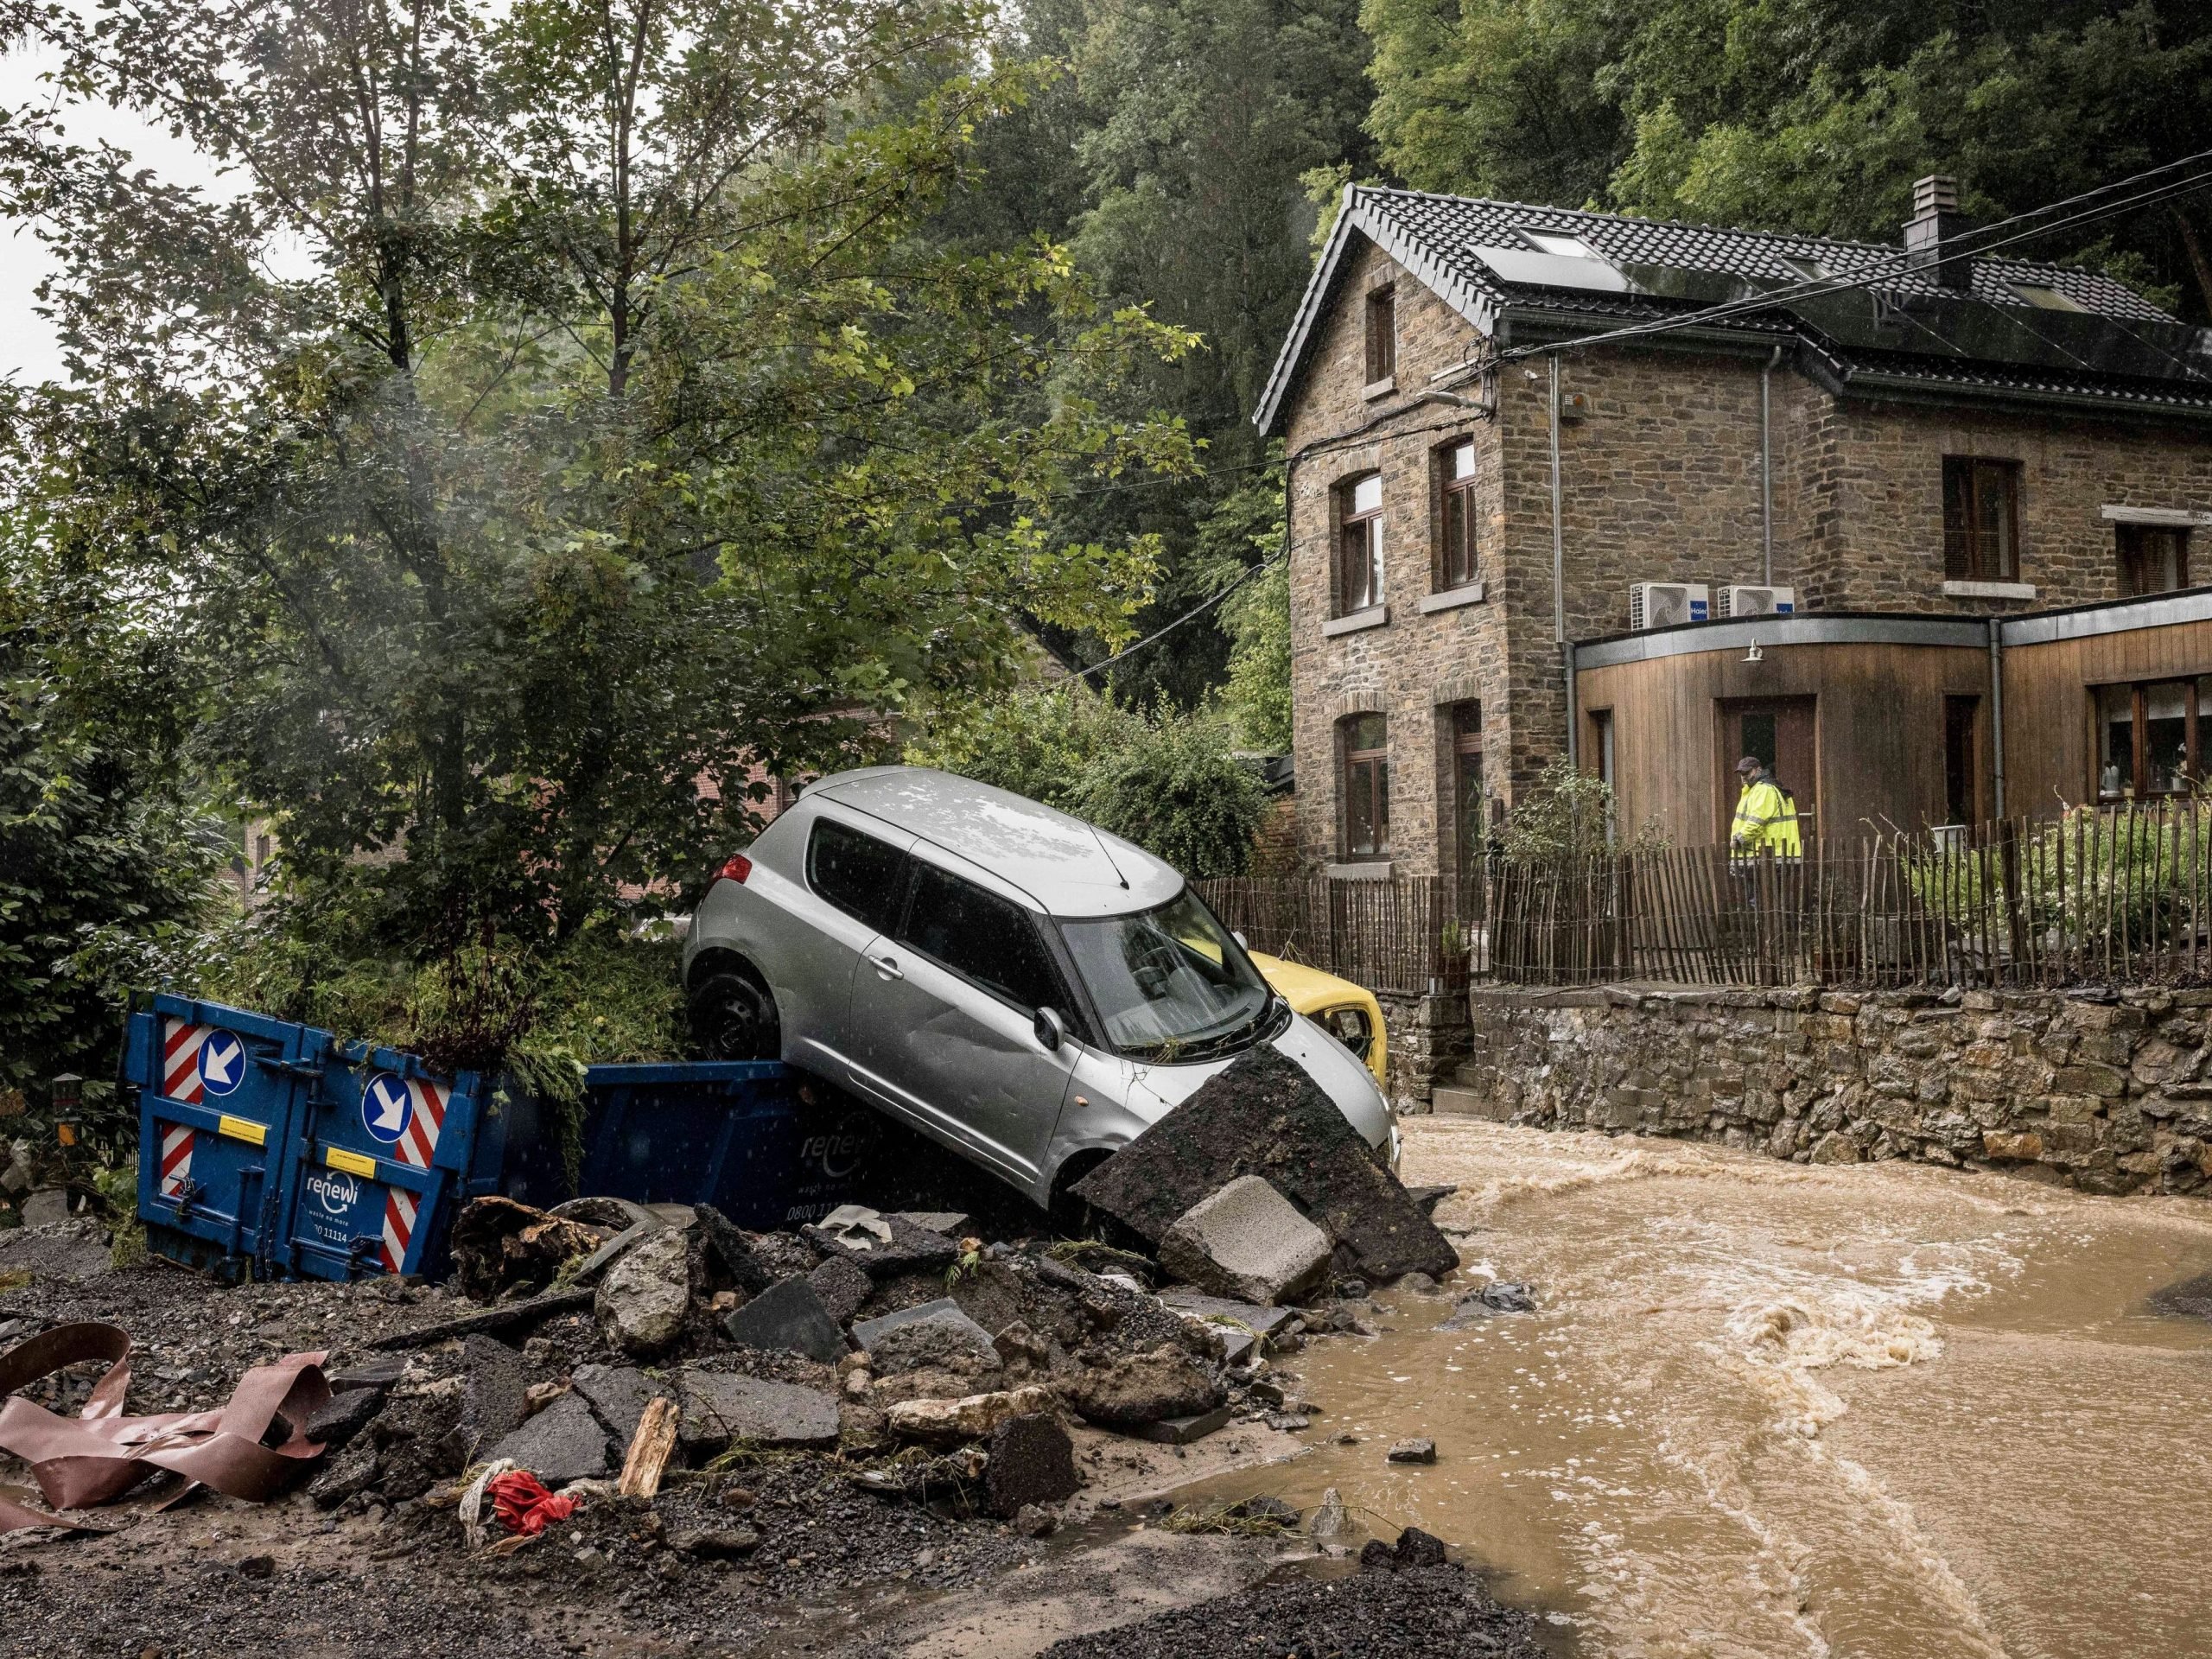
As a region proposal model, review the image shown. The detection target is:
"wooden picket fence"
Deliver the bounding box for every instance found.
[1195,874,1485,997]
[1486,798,2212,988]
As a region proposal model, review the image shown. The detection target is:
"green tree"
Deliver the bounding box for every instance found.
[907,683,1267,875]
[1364,0,2212,317]
[3,0,1195,954]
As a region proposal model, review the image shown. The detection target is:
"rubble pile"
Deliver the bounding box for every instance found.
[0,1046,1499,1654]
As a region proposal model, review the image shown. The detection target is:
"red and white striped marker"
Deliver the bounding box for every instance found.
[391,1078,449,1171]
[378,1188,420,1274]
[157,1122,195,1198]
[161,1018,211,1104]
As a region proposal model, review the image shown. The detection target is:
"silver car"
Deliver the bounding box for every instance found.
[682,766,1395,1211]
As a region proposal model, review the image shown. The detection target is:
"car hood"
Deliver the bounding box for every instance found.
[1116,1010,1393,1147]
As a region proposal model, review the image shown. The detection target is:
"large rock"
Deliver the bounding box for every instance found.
[1158,1175,1332,1306]
[595,1227,693,1357]
[677,1371,842,1452]
[862,1303,999,1376]
[1070,1046,1457,1282]
[1156,1290,1297,1367]
[488,1392,612,1485]
[1058,1347,1224,1430]
[886,1385,1056,1445]
[984,1412,1078,1518]
[723,1276,848,1364]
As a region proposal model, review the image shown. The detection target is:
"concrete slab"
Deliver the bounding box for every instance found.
[1135,1404,1233,1445]
[1158,1175,1331,1306]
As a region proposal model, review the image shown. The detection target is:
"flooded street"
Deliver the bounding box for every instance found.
[1207,1119,2212,1659]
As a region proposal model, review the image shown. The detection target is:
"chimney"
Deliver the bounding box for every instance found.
[1903,175,1973,291]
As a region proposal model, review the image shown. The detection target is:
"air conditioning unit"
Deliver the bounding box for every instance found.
[1719,583,1796,618]
[1629,582,1710,631]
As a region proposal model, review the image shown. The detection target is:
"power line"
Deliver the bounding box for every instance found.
[1070,547,1286,681]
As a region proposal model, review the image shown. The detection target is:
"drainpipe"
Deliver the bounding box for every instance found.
[1761,345,1782,587]
[1551,353,1574,766]
[1988,616,2006,819]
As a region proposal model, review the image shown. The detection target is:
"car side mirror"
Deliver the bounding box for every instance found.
[1033,1007,1066,1052]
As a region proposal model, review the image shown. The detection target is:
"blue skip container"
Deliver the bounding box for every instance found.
[126,995,879,1282]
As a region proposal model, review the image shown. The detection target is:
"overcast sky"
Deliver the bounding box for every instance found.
[0,42,233,385]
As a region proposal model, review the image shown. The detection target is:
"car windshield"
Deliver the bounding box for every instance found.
[1058,889,1274,1061]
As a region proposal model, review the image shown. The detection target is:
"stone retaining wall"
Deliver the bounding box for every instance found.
[1454,983,2212,1196]
[1376,991,1471,1116]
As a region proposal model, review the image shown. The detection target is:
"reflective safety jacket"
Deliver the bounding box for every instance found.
[1731,779,1802,857]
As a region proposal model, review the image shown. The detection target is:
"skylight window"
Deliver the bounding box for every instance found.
[2012,283,2088,312]
[1520,230,1596,259]
[1779,256,1831,281]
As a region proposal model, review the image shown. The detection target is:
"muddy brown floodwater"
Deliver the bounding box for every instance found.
[1199,1118,2212,1659]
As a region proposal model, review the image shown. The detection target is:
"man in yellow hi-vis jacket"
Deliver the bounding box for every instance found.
[1730,756,1802,859]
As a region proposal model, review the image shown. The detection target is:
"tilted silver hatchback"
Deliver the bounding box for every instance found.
[682,766,1395,1211]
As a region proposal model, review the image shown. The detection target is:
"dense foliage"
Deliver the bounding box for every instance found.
[1364,0,2212,315]
[907,685,1268,876]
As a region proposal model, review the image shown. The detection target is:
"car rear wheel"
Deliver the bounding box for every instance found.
[688,969,781,1062]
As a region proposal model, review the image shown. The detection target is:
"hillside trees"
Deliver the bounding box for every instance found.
[1363,0,2212,316]
[0,0,1196,952]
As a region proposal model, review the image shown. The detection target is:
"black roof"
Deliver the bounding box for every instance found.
[1256,187,2212,432]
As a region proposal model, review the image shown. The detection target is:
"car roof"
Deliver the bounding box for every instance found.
[806,766,1185,918]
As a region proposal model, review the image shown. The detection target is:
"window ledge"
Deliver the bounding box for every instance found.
[1362,376,1396,400]
[1323,604,1389,637]
[1419,582,1486,613]
[1942,580,2037,601]
[1326,861,1393,880]
[2101,504,2212,526]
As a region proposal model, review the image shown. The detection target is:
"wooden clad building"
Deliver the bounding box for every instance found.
[1573,588,2212,844]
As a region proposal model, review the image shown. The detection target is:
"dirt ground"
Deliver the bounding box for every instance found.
[0,1213,1542,1659]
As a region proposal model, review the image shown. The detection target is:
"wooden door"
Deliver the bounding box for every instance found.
[1718,697,1816,842]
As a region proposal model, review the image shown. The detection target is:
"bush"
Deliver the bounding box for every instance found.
[1496,756,1665,861]
[909,686,1268,877]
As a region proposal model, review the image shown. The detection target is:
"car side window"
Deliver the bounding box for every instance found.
[901,863,1066,1015]
[807,819,911,934]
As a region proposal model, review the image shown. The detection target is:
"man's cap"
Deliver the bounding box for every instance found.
[1736,755,1762,773]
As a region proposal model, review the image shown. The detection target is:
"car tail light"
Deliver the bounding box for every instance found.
[715,853,753,885]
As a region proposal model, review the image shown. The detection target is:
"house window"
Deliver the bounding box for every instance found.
[1942,456,2020,582]
[1942,696,1979,825]
[1437,440,1478,590]
[2095,678,2209,800]
[1448,702,1483,866]
[1337,473,1384,613]
[1341,714,1389,859]
[2118,523,2190,596]
[1364,285,1395,384]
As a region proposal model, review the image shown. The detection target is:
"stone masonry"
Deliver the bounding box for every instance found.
[1440,982,2212,1197]
[1282,235,2212,877]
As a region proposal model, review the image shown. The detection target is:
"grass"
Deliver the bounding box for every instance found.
[1160,1497,1300,1537]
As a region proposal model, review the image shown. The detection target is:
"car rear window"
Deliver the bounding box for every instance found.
[901,863,1065,1014]
[807,819,910,934]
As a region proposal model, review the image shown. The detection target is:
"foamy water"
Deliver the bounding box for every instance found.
[1196,1122,2212,1658]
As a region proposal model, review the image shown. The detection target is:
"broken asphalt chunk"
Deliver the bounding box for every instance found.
[722,1276,848,1364]
[803,1214,960,1280]
[1069,1046,1458,1283]
[1058,1347,1223,1430]
[570,1363,665,1447]
[807,1255,872,1325]
[861,1302,998,1376]
[1135,1404,1233,1446]
[677,1372,841,1453]
[984,1412,1078,1518]
[487,1393,613,1487]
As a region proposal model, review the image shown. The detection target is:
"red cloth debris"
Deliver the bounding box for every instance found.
[486,1470,577,1535]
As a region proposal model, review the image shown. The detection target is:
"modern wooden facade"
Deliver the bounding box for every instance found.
[1573,588,2212,842]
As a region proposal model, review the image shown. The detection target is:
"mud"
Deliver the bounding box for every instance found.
[1199,1118,2212,1659]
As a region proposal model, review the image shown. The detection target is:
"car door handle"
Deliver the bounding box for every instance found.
[865,953,903,981]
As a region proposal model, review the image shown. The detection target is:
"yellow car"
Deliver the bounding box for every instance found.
[1250,952,1389,1091]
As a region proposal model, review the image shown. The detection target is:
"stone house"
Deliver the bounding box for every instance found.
[1256,180,2212,868]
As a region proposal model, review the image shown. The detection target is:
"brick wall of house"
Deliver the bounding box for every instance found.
[1281,229,2212,874]
[1285,239,1508,876]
